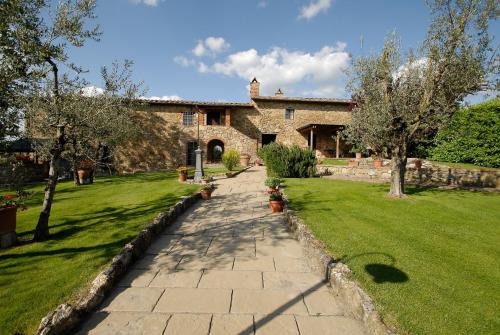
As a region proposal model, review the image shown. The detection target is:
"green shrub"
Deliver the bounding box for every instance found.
[264,177,282,188]
[430,98,500,168]
[258,143,317,178]
[222,149,240,171]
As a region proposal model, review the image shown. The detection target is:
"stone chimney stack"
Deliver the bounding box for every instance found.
[275,88,284,97]
[250,78,260,98]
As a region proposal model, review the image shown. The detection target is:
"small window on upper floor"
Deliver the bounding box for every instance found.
[183,111,194,126]
[285,107,295,120]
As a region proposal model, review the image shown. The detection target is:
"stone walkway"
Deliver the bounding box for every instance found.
[77,166,368,335]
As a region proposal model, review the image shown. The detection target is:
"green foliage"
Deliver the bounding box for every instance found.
[430,98,500,167]
[222,149,240,171]
[258,143,316,178]
[264,177,282,188]
[269,192,283,201]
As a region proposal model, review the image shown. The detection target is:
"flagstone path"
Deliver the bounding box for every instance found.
[77,166,368,335]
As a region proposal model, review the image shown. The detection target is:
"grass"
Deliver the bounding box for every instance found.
[319,158,349,166]
[284,178,500,335]
[430,161,499,171]
[188,165,246,175]
[0,172,199,335]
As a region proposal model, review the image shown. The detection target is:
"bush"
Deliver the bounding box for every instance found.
[258,143,317,178]
[430,98,500,168]
[222,149,240,171]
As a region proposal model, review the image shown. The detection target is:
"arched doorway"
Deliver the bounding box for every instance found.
[207,139,224,163]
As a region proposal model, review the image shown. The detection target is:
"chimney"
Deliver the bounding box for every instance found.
[275,88,284,97]
[250,78,260,98]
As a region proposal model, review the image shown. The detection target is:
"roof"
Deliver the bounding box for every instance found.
[140,99,253,108]
[1,138,50,153]
[296,123,347,132]
[252,96,352,104]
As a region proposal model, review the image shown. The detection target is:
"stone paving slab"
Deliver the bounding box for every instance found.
[101,287,164,312]
[198,270,263,289]
[163,314,211,335]
[79,166,369,334]
[76,312,170,335]
[154,288,231,313]
[231,289,309,315]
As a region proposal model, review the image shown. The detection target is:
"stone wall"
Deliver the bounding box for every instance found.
[317,161,500,189]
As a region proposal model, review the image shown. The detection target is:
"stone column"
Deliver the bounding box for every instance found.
[194,147,204,183]
[336,131,340,159]
[309,128,314,150]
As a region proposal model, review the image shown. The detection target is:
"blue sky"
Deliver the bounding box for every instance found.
[67,0,497,102]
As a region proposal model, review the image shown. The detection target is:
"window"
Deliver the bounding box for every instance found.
[285,108,295,120]
[206,109,225,126]
[183,111,194,126]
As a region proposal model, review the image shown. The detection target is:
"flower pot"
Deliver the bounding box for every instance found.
[0,206,17,235]
[269,200,284,213]
[355,152,362,159]
[414,159,422,169]
[373,159,383,168]
[78,169,94,185]
[348,160,359,167]
[240,154,250,167]
[178,172,187,182]
[201,190,213,200]
[267,187,279,194]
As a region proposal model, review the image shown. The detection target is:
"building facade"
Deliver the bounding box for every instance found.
[116,78,353,172]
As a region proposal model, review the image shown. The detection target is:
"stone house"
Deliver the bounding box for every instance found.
[116,78,353,172]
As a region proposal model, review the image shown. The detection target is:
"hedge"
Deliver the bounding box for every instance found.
[258,143,316,178]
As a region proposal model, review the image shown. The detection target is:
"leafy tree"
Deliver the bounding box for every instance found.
[222,149,240,171]
[345,0,498,197]
[430,98,500,167]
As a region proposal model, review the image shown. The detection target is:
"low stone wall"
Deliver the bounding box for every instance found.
[318,162,500,189]
[36,193,201,335]
[282,202,395,335]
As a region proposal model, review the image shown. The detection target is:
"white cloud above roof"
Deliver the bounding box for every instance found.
[298,0,332,20]
[130,0,160,7]
[141,95,183,101]
[192,37,230,57]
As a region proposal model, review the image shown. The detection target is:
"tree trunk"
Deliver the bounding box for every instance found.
[73,162,80,186]
[34,126,65,241]
[389,146,407,198]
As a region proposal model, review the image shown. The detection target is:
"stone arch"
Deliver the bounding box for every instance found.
[207,139,224,163]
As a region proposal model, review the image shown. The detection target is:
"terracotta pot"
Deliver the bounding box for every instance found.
[78,169,94,184]
[0,206,17,235]
[348,160,359,167]
[201,190,212,200]
[414,159,422,169]
[355,152,362,159]
[178,172,187,182]
[240,154,251,167]
[267,187,279,194]
[373,159,383,168]
[269,200,284,213]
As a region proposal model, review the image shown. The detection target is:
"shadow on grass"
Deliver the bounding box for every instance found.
[338,252,409,284]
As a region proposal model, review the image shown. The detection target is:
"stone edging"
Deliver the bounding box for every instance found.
[224,165,252,178]
[282,199,396,335]
[36,193,201,335]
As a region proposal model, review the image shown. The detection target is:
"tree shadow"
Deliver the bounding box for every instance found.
[365,263,409,283]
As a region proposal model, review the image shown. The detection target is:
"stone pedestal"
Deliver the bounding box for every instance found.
[194,148,204,183]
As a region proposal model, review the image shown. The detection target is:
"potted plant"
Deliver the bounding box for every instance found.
[176,166,188,182]
[200,183,215,200]
[372,155,383,168]
[269,192,284,213]
[0,191,31,248]
[265,177,282,193]
[202,175,213,184]
[240,153,251,167]
[77,161,95,184]
[350,145,364,159]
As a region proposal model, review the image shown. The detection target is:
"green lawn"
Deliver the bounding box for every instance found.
[284,178,500,335]
[188,165,246,175]
[319,158,349,166]
[0,172,199,335]
[430,161,499,171]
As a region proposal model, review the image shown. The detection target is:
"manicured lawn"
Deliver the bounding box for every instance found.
[0,172,199,335]
[319,158,349,166]
[430,161,499,171]
[188,165,245,175]
[285,178,500,335]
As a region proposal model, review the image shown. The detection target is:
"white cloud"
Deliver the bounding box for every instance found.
[140,95,183,101]
[257,1,268,8]
[299,0,332,20]
[130,0,159,7]
[192,37,230,57]
[81,86,104,97]
[203,42,350,97]
[174,56,195,67]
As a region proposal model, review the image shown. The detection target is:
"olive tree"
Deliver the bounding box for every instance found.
[345,0,498,197]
